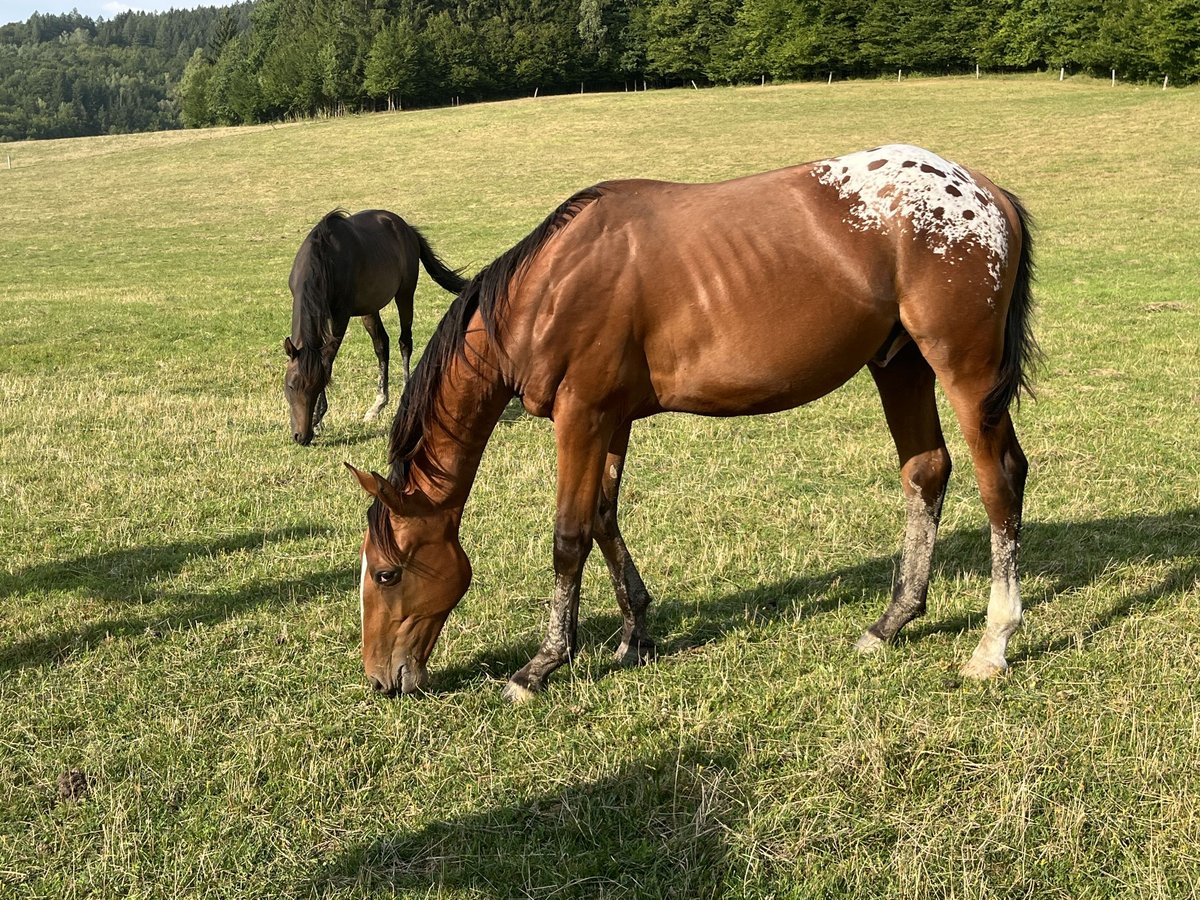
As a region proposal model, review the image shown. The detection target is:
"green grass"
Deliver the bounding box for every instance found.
[2,74,1199,898]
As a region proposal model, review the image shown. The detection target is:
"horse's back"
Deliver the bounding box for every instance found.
[340,210,419,312]
[509,147,1023,418]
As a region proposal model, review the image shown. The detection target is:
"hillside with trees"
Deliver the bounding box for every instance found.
[2,0,1197,141]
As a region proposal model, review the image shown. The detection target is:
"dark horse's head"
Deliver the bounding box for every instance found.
[283,336,332,445]
[284,211,348,445]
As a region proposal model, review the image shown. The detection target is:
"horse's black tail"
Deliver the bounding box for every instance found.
[413,228,469,294]
[982,189,1041,432]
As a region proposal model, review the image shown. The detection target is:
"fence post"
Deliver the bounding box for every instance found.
[1163,74,1169,90]
[897,68,902,82]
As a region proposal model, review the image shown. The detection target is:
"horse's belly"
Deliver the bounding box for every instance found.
[647,312,889,416]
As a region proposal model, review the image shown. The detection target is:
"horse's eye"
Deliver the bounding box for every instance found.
[374,569,400,586]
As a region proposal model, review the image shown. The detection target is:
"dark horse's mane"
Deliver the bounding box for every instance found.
[294,209,350,387]
[366,185,606,552]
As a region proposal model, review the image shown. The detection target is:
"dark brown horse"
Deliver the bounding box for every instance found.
[284,209,466,445]
[347,144,1039,699]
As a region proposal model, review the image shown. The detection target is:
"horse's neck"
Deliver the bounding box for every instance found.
[293,252,339,347]
[407,339,515,510]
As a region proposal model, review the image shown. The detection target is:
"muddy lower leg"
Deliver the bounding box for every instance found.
[858,349,951,651]
[857,471,948,650]
[593,422,655,665]
[505,407,613,701]
[504,565,583,701]
[960,417,1027,677]
[961,523,1022,677]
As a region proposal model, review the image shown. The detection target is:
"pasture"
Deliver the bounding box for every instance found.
[2,74,1199,898]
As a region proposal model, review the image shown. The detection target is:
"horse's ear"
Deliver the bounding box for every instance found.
[283,336,298,359]
[345,462,404,513]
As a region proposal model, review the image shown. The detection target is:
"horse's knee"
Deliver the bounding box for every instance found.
[553,526,591,576]
[902,446,951,505]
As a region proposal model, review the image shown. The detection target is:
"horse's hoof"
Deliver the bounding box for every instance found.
[613,640,655,667]
[854,631,886,654]
[960,655,1008,680]
[502,680,538,703]
[363,409,381,423]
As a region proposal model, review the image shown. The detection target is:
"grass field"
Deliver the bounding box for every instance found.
[2,73,1199,898]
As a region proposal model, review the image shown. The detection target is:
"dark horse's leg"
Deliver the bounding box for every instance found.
[312,326,345,430]
[593,420,655,666]
[395,291,414,384]
[856,342,952,651]
[361,312,390,422]
[505,403,615,702]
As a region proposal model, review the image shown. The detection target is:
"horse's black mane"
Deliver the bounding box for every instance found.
[365,185,606,552]
[294,209,350,386]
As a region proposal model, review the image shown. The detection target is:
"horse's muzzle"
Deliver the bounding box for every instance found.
[368,661,428,697]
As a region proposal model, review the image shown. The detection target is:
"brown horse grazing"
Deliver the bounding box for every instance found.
[347,144,1039,699]
[283,209,467,445]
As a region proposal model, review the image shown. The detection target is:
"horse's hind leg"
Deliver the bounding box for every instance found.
[936,372,1028,678]
[593,420,655,666]
[395,291,414,384]
[857,343,952,652]
[361,312,390,422]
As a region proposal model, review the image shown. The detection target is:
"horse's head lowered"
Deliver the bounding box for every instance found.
[346,463,471,695]
[283,337,332,445]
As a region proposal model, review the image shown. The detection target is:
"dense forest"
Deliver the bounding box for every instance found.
[2,0,1197,141]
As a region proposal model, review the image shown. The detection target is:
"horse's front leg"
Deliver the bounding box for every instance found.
[361,312,390,422]
[593,420,655,666]
[505,406,613,702]
[313,327,346,430]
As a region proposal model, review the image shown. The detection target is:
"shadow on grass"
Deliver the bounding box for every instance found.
[300,743,741,898]
[437,508,1199,690]
[0,526,348,673]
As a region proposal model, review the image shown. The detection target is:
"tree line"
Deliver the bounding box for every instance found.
[2,0,1197,141]
[0,5,253,140]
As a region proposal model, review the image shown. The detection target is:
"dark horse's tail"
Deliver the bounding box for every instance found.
[413,228,469,294]
[981,189,1041,432]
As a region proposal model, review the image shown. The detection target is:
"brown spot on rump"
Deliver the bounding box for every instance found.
[945,184,962,197]
[867,159,888,171]
[901,160,917,168]
[920,163,946,177]
[975,191,991,206]
[932,206,945,219]
[963,209,976,220]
